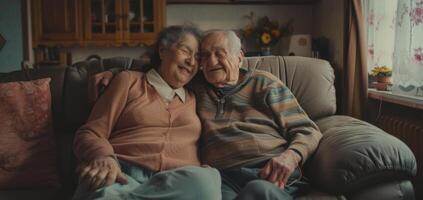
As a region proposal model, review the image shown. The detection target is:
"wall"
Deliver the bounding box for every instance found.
[168,4,313,54]
[71,4,314,62]
[312,0,345,70]
[312,0,345,112]
[167,4,313,33]
[0,0,23,72]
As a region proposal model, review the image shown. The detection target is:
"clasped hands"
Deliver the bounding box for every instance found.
[76,156,128,191]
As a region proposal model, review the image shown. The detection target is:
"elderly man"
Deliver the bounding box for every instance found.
[195,30,322,200]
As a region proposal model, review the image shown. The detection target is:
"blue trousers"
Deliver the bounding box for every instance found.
[220,163,309,200]
[72,160,221,200]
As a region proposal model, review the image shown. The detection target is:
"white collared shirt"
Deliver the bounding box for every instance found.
[146,69,186,104]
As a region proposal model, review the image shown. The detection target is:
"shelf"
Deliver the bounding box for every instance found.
[368,88,423,110]
[167,0,318,4]
[91,23,118,26]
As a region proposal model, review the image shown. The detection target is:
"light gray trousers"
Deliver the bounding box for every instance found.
[72,160,221,200]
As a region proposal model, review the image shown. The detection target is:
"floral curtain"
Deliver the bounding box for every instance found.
[364,0,423,97]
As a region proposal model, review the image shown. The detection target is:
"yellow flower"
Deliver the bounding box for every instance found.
[380,66,391,73]
[261,33,272,45]
[371,66,392,77]
[371,69,378,76]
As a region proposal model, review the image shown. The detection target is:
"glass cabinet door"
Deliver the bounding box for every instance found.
[84,0,164,44]
[86,0,122,41]
[128,0,154,33]
[124,0,162,42]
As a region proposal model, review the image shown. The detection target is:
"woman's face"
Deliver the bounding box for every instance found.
[158,33,199,89]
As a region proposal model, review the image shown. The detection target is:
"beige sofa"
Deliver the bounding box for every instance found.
[0,56,417,200]
[243,56,416,200]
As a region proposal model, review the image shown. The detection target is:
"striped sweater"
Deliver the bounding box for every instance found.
[195,68,322,169]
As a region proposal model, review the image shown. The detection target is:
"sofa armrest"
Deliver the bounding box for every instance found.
[304,115,417,194]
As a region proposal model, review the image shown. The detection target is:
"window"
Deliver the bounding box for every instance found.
[363,0,423,97]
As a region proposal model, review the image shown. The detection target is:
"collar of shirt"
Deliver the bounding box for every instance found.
[146,69,186,104]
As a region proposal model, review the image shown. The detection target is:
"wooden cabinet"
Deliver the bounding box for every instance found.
[167,0,232,3]
[31,0,82,46]
[83,0,165,46]
[31,0,165,47]
[30,0,165,66]
[167,0,317,4]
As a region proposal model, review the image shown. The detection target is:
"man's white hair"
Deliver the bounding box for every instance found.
[205,30,242,56]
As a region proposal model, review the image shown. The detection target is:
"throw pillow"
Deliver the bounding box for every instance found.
[0,78,60,189]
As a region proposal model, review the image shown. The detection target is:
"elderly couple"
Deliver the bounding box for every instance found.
[72,25,322,200]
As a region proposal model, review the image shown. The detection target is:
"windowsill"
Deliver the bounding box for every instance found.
[368,88,423,110]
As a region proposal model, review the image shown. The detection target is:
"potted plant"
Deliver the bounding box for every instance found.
[371,66,392,90]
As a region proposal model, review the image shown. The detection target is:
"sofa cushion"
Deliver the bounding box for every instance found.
[0,78,60,189]
[242,56,336,120]
[282,56,336,120]
[305,115,417,194]
[347,180,415,200]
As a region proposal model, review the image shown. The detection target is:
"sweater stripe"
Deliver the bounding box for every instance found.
[197,69,322,169]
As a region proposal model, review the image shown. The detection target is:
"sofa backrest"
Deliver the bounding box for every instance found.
[0,55,336,190]
[64,55,337,124]
[242,56,336,120]
[63,57,149,130]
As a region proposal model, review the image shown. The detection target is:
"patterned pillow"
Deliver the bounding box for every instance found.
[0,78,60,189]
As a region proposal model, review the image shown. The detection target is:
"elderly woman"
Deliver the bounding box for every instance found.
[72,25,221,200]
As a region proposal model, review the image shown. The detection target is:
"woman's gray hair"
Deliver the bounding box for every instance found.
[204,30,242,56]
[150,25,202,68]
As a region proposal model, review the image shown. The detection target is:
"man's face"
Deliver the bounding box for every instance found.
[200,33,242,88]
[158,33,199,89]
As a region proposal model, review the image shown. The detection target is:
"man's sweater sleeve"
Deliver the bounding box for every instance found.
[74,71,133,163]
[265,78,322,165]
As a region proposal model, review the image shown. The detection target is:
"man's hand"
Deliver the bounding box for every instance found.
[259,149,301,189]
[77,156,128,191]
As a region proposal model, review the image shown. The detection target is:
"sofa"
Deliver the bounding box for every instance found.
[0,56,417,200]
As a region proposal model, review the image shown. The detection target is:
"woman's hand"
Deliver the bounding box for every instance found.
[77,156,128,191]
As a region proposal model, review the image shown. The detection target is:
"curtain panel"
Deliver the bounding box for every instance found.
[342,0,368,119]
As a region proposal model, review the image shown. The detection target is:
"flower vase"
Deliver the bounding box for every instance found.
[376,76,391,83]
[260,46,271,56]
[375,76,392,91]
